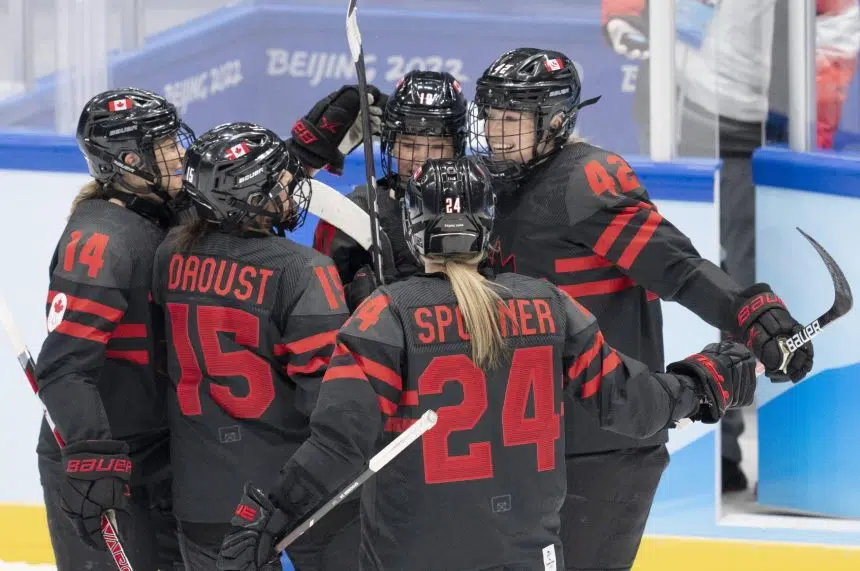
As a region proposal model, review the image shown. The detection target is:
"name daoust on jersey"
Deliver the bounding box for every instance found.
[167,253,276,306]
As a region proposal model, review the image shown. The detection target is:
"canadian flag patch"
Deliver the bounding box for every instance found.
[452,80,462,94]
[108,98,133,112]
[47,292,67,333]
[225,142,250,160]
[543,58,564,72]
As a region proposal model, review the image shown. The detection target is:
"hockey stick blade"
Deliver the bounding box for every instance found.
[0,295,135,571]
[678,229,854,428]
[275,409,437,553]
[303,178,372,250]
[346,0,386,284]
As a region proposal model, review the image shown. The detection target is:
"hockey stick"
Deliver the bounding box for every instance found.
[0,296,134,571]
[303,178,373,250]
[678,227,853,428]
[346,0,385,285]
[275,409,438,553]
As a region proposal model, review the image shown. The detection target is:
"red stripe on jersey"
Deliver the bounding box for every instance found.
[314,266,343,310]
[286,356,329,376]
[112,324,146,339]
[323,364,368,382]
[54,321,111,344]
[581,350,622,399]
[592,207,640,256]
[555,255,614,273]
[568,331,605,379]
[378,395,398,416]
[616,210,664,269]
[400,390,418,406]
[560,277,635,298]
[385,417,417,432]
[105,350,149,364]
[354,354,402,392]
[646,290,659,301]
[275,330,337,356]
[314,221,337,255]
[48,291,123,323]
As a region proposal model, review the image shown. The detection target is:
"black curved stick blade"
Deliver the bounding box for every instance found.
[797,227,853,328]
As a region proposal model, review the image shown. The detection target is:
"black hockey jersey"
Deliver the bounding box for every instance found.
[313,177,419,285]
[35,198,170,484]
[274,272,700,571]
[151,229,349,523]
[487,141,743,455]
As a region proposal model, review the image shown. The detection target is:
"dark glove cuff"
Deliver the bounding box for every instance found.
[62,440,132,480]
[271,463,330,524]
[733,282,786,332]
[667,357,720,423]
[287,125,346,174]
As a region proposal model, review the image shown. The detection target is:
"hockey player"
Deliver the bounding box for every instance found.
[470,48,814,571]
[152,122,356,570]
[35,88,193,570]
[313,70,468,309]
[215,157,759,571]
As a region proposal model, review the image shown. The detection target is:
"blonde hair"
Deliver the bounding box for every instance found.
[429,253,508,369]
[69,180,107,216]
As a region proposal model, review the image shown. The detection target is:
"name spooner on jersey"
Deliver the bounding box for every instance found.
[414,298,557,344]
[167,253,275,305]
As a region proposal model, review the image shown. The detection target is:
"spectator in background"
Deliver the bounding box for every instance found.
[601,0,778,493]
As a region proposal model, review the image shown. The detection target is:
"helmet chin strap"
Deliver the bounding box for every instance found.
[101,184,172,227]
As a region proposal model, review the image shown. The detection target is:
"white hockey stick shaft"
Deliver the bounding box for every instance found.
[0,296,135,571]
[275,409,437,552]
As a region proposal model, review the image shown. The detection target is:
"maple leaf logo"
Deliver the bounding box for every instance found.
[53,298,65,313]
[486,237,517,273]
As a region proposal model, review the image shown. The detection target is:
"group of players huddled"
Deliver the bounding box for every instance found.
[33,47,812,571]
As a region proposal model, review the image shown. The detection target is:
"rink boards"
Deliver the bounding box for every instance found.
[0,138,858,568]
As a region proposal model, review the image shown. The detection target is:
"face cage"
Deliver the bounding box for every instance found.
[120,123,196,200]
[468,102,569,183]
[381,127,465,196]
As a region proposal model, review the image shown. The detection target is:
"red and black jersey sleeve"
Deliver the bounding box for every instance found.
[35,225,132,444]
[567,150,743,332]
[556,287,700,437]
[272,258,350,417]
[272,291,405,520]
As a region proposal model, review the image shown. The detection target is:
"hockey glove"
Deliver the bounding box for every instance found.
[217,483,291,571]
[667,341,757,424]
[346,265,379,312]
[732,283,814,382]
[59,439,132,550]
[288,85,386,175]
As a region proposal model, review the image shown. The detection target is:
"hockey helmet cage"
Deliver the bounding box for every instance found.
[182,122,310,235]
[76,87,195,201]
[382,70,468,194]
[471,48,600,181]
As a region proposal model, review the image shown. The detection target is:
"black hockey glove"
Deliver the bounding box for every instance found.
[59,439,132,550]
[346,265,379,312]
[217,483,291,571]
[288,84,387,175]
[667,341,757,424]
[732,283,814,383]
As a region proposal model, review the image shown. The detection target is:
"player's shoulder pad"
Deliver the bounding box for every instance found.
[563,142,650,226]
[53,212,135,289]
[340,287,404,348]
[552,284,597,336]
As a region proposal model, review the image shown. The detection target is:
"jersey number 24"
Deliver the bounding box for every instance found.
[419,346,561,484]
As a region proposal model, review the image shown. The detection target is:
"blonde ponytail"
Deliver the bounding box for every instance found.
[435,254,507,369]
[69,180,107,216]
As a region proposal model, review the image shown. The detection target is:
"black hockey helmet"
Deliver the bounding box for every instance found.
[382,70,468,196]
[403,157,495,261]
[76,87,195,202]
[471,48,600,181]
[181,122,310,236]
